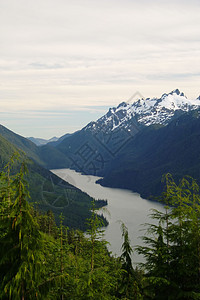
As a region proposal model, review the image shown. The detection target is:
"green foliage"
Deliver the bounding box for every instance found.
[0,132,104,230]
[0,123,69,169]
[1,157,200,299]
[120,222,133,275]
[0,157,44,299]
[137,173,200,299]
[119,222,143,300]
[0,164,124,299]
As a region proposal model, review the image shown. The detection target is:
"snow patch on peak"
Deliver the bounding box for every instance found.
[84,90,200,133]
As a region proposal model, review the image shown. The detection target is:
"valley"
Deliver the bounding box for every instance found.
[52,168,164,262]
[1,89,200,216]
[1,89,200,299]
[29,89,200,201]
[2,0,200,296]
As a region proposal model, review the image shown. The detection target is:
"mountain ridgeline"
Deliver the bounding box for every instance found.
[1,88,200,213]
[0,126,107,230]
[45,89,200,200]
[1,90,200,298]
[98,110,200,198]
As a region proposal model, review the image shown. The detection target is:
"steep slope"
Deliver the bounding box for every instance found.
[0,124,44,166]
[0,134,20,167]
[81,89,200,132]
[0,125,69,169]
[98,110,200,199]
[55,89,200,176]
[0,133,96,230]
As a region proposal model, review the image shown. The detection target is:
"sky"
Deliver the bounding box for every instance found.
[1,0,200,138]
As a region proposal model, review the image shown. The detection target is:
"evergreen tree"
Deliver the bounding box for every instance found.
[119,222,142,300]
[137,174,200,299]
[0,160,44,299]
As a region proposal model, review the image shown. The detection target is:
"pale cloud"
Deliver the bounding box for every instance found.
[0,0,200,137]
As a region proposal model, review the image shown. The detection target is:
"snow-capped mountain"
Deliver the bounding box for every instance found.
[54,89,200,177]
[85,89,200,133]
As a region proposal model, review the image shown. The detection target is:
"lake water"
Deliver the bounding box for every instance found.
[52,168,164,264]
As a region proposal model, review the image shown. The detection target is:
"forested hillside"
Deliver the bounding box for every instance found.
[38,93,200,202]
[98,110,200,199]
[0,124,70,169]
[0,133,105,230]
[0,163,200,299]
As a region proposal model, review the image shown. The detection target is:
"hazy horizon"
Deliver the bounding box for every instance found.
[1,0,200,138]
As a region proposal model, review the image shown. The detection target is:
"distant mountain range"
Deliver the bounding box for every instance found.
[1,89,200,205]
[28,136,59,146]
[28,133,72,146]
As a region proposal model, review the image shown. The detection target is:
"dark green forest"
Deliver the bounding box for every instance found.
[98,110,200,200]
[0,134,107,231]
[1,158,200,299]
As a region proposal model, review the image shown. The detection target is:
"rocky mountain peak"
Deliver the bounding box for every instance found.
[84,90,200,133]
